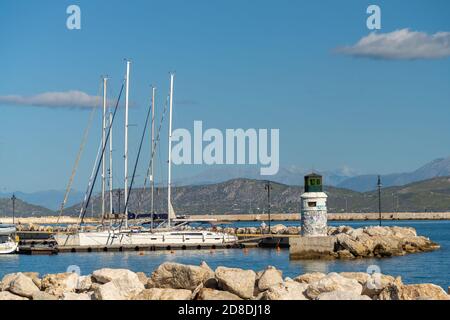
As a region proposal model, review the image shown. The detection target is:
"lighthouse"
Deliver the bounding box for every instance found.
[301,173,328,237]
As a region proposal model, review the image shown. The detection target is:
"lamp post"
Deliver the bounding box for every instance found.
[11,194,16,224]
[377,175,382,226]
[265,181,272,234]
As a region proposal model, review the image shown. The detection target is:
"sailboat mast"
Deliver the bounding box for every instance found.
[101,76,108,224]
[109,110,113,217]
[151,86,156,218]
[167,73,174,228]
[124,60,131,229]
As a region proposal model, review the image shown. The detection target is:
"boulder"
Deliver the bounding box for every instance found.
[32,291,58,300]
[136,272,148,286]
[363,226,392,237]
[23,272,41,289]
[92,268,135,284]
[132,288,192,300]
[41,272,79,297]
[62,292,92,300]
[390,226,417,238]
[257,266,283,291]
[0,291,28,300]
[94,282,125,300]
[294,272,326,284]
[336,234,372,257]
[9,273,41,298]
[340,272,370,285]
[76,276,93,292]
[336,250,355,259]
[270,224,286,234]
[215,267,256,299]
[148,262,213,290]
[0,273,19,291]
[262,281,309,300]
[379,283,449,300]
[362,274,397,297]
[316,290,372,300]
[108,272,145,298]
[200,261,217,288]
[197,288,242,300]
[305,273,363,299]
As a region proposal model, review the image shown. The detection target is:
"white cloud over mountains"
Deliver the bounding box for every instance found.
[0,90,109,109]
[337,29,450,60]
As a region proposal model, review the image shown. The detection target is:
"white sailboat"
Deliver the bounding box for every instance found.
[55,65,237,247]
[0,225,18,254]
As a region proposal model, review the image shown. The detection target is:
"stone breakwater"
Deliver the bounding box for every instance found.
[1,263,449,300]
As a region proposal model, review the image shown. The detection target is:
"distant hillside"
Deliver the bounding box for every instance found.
[64,177,450,217]
[337,157,450,192]
[0,190,84,211]
[0,197,55,217]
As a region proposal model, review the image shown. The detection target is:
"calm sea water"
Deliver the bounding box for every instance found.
[1,220,449,289]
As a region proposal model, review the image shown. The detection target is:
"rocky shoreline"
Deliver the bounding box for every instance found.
[1,262,449,300]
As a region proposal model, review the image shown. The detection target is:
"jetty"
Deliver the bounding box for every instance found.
[3,211,450,225]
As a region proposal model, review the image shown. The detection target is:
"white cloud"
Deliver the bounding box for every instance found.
[0,90,110,109]
[337,29,450,60]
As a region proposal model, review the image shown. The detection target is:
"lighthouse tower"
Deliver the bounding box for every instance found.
[301,173,328,237]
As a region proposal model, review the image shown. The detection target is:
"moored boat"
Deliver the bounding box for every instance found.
[0,224,19,254]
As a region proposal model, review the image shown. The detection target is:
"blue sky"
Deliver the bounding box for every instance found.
[1,0,450,193]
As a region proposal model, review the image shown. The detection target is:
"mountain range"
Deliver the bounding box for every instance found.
[3,156,450,215]
[63,176,450,216]
[176,156,450,193]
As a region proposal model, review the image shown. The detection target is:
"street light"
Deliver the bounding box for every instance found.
[265,181,273,234]
[11,194,16,224]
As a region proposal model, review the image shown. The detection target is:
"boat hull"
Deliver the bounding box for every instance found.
[54,230,238,247]
[0,241,18,254]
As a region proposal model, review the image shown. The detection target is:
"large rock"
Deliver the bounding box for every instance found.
[8,273,40,298]
[0,273,19,291]
[92,268,144,299]
[340,272,370,285]
[379,283,449,300]
[294,272,326,284]
[41,272,79,297]
[92,268,136,284]
[197,288,242,300]
[270,224,286,234]
[148,263,212,290]
[215,267,256,299]
[362,274,397,297]
[363,226,392,237]
[76,276,93,292]
[0,291,28,300]
[316,290,371,300]
[32,291,58,300]
[132,288,192,300]
[335,234,371,257]
[23,272,41,289]
[257,266,283,291]
[305,273,363,299]
[62,292,92,300]
[262,281,309,300]
[108,272,145,298]
[136,272,148,286]
[94,282,126,300]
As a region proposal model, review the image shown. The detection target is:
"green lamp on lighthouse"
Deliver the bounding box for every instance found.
[301,173,328,236]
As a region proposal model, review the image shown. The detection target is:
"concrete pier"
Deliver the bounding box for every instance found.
[289,236,336,259]
[3,212,450,225]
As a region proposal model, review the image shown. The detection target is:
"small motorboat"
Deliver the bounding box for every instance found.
[0,224,19,254]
